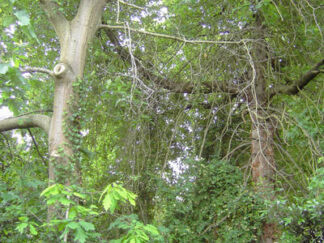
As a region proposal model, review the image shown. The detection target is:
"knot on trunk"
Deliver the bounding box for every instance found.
[54,63,67,78]
[53,63,74,79]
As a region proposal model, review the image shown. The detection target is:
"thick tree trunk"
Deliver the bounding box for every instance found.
[249,10,277,243]
[250,110,277,243]
[41,0,107,218]
[46,0,106,184]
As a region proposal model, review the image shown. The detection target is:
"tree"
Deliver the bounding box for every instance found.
[0,0,323,242]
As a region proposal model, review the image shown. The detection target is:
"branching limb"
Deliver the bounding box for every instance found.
[21,67,54,77]
[272,59,324,96]
[0,114,51,135]
[103,27,239,94]
[100,24,247,45]
[39,0,69,42]
[119,0,145,10]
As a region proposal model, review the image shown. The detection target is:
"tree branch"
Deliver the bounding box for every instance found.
[0,115,51,135]
[21,67,54,77]
[272,59,324,96]
[39,0,69,42]
[103,27,238,95]
[119,0,145,10]
[100,24,247,45]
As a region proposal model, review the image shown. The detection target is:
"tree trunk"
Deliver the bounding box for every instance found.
[41,0,107,218]
[249,11,277,243]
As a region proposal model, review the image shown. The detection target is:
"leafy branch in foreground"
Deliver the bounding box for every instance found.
[99,182,136,214]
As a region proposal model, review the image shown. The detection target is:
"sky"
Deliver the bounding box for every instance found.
[0,106,12,119]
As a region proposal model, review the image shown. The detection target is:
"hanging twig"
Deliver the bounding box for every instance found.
[27,128,47,166]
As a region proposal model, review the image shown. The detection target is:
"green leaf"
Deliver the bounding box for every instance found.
[102,194,113,212]
[67,221,79,230]
[68,206,77,219]
[40,184,62,197]
[0,63,10,74]
[3,16,15,27]
[99,184,112,202]
[27,25,40,43]
[58,197,73,206]
[79,221,95,231]
[29,224,38,235]
[144,224,159,235]
[16,223,28,233]
[73,192,86,199]
[14,10,30,26]
[74,227,87,243]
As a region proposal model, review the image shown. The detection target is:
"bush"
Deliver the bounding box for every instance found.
[159,159,266,242]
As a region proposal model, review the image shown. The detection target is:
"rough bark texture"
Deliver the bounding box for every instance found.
[249,12,277,243]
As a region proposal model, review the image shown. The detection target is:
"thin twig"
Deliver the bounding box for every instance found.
[119,0,145,10]
[27,128,47,166]
[100,24,249,45]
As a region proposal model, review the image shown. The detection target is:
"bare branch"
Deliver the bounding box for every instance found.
[103,28,239,95]
[39,0,69,42]
[0,114,51,135]
[100,24,247,45]
[272,59,324,96]
[119,0,145,10]
[21,67,54,77]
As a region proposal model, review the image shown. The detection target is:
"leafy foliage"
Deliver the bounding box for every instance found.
[109,214,163,243]
[159,159,267,242]
[272,158,324,242]
[0,0,323,242]
[100,182,137,214]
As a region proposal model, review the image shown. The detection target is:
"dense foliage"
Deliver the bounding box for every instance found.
[0,0,323,242]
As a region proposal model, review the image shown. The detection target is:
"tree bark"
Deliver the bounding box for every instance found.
[249,11,277,243]
[40,0,106,186]
[39,0,107,219]
[0,114,51,134]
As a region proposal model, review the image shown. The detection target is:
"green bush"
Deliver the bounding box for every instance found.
[159,159,266,242]
[274,162,324,242]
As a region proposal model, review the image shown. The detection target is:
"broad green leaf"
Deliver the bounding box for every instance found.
[27,25,39,43]
[68,206,77,219]
[40,184,62,197]
[99,184,112,202]
[110,199,118,214]
[3,16,15,27]
[29,224,37,235]
[102,194,113,212]
[14,10,30,26]
[0,63,10,74]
